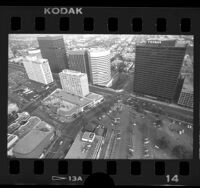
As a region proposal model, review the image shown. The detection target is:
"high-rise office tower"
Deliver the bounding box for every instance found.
[37,36,68,73]
[67,50,92,82]
[133,39,186,102]
[23,56,53,85]
[89,49,111,87]
[59,69,89,97]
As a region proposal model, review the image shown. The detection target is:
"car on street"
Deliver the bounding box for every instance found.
[144,153,150,158]
[179,129,185,135]
[86,144,92,149]
[128,150,134,156]
[116,133,121,140]
[144,139,150,144]
[82,148,87,153]
[96,124,101,129]
[187,124,192,129]
[128,148,134,152]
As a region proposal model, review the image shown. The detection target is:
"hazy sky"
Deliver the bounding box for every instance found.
[9,34,193,42]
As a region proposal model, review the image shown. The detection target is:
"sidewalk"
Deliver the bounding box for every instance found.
[130,93,193,113]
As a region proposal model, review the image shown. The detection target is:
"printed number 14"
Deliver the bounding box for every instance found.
[166,175,179,183]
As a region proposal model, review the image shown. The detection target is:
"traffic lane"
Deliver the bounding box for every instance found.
[99,129,113,159]
[117,105,131,159]
[131,125,144,159]
[104,130,115,159]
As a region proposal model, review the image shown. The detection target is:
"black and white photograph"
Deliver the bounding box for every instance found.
[7,34,193,159]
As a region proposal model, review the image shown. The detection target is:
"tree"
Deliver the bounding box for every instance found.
[118,62,126,72]
[80,114,88,129]
[155,119,163,127]
[155,136,169,150]
[172,145,192,159]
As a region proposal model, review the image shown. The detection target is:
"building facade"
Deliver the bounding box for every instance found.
[64,131,104,159]
[23,56,54,85]
[37,36,68,73]
[59,69,89,97]
[177,75,193,108]
[67,50,92,82]
[178,91,193,108]
[133,40,186,102]
[89,49,111,87]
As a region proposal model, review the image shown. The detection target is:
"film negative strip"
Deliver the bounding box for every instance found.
[0,5,200,186]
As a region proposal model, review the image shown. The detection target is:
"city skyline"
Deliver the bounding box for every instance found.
[8,34,193,159]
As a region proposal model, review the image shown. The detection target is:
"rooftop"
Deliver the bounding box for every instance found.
[82,131,95,142]
[138,38,187,48]
[85,92,104,102]
[52,89,93,107]
[13,122,54,155]
[68,50,87,54]
[28,49,41,55]
[89,49,110,57]
[64,131,103,159]
[8,134,18,143]
[25,56,48,64]
[60,69,86,77]
[37,35,64,41]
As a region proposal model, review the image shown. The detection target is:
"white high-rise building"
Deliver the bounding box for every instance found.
[59,69,89,97]
[23,56,53,85]
[89,49,111,87]
[27,49,42,58]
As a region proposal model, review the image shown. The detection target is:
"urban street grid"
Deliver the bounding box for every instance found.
[7,34,194,159]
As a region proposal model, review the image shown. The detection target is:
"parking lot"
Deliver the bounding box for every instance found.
[90,95,193,159]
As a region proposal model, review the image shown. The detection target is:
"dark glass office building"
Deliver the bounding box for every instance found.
[67,50,92,82]
[37,36,68,73]
[133,39,186,102]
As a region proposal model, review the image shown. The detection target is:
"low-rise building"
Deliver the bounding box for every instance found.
[42,89,104,121]
[178,91,193,108]
[178,76,193,109]
[7,134,19,150]
[65,131,104,159]
[13,121,54,158]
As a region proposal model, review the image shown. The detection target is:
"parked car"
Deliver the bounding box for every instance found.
[128,148,134,152]
[96,124,101,129]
